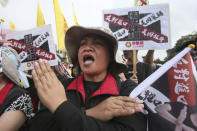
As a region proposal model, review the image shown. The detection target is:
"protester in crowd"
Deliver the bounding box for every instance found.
[143,50,156,70]
[55,54,72,79]
[28,26,146,131]
[142,50,162,71]
[118,72,127,82]
[54,64,72,79]
[0,45,35,131]
[71,64,78,77]
[123,50,153,84]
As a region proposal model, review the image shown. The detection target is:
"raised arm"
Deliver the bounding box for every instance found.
[143,50,156,70]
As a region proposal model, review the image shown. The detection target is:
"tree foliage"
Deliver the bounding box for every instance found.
[162,32,197,63]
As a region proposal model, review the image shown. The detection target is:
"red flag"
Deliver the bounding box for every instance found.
[168,53,196,106]
[137,52,197,131]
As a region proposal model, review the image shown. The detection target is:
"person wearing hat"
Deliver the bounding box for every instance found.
[0,45,35,131]
[29,26,146,131]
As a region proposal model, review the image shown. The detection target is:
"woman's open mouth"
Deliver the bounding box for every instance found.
[83,54,95,65]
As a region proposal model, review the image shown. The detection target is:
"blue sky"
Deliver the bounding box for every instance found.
[1,0,197,61]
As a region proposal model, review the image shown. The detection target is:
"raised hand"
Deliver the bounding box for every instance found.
[130,75,138,84]
[119,73,127,82]
[32,59,67,113]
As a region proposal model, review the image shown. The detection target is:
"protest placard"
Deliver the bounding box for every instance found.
[103,4,171,50]
[6,24,57,71]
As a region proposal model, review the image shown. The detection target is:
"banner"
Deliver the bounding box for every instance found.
[168,53,196,106]
[132,49,197,130]
[138,52,197,112]
[103,4,170,50]
[139,53,197,130]
[5,25,57,71]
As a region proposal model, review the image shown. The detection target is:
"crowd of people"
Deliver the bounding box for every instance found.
[0,25,197,131]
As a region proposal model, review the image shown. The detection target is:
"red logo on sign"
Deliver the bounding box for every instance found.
[125,42,131,47]
[27,63,31,67]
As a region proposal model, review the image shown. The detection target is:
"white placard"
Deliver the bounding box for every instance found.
[6,25,58,71]
[103,4,171,50]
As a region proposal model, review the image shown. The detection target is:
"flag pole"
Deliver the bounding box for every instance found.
[132,50,137,77]
[132,0,149,77]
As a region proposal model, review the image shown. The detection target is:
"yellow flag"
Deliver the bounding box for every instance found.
[134,0,149,6]
[9,21,16,30]
[53,0,69,50]
[63,17,69,34]
[37,3,45,27]
[73,5,79,25]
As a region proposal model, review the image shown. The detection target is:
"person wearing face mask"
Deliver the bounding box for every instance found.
[28,26,146,131]
[0,44,35,131]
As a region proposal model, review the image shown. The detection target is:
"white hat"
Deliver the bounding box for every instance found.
[0,45,29,88]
